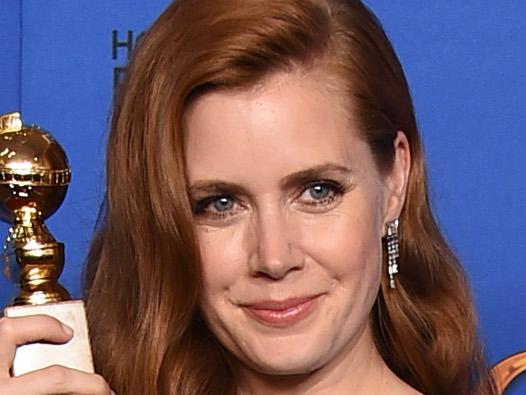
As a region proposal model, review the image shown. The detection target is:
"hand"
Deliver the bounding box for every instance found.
[0,315,114,394]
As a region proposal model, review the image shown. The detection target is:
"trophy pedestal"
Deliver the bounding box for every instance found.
[4,300,94,376]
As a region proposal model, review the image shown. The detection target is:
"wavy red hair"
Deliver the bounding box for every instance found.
[84,1,496,394]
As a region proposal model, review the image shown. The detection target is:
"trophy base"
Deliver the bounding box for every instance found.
[4,300,94,376]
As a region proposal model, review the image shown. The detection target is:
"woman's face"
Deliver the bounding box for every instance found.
[184,71,408,376]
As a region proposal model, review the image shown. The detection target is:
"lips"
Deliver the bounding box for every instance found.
[242,295,321,327]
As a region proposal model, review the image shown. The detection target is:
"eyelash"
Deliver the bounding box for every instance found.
[192,194,243,221]
[192,180,349,221]
[297,180,347,208]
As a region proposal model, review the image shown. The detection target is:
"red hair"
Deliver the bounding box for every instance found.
[84,1,496,393]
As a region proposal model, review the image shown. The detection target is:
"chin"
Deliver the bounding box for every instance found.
[250,356,324,376]
[238,335,331,376]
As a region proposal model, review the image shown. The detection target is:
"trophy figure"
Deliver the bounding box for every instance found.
[0,112,93,376]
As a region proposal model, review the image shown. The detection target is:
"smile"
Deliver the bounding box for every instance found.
[242,295,321,328]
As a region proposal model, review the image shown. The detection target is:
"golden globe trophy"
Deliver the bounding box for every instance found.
[0,112,93,376]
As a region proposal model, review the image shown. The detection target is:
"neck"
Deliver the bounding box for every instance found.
[235,323,397,395]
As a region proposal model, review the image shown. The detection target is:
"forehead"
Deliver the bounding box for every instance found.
[184,71,372,183]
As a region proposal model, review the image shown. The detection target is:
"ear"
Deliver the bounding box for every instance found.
[382,131,411,230]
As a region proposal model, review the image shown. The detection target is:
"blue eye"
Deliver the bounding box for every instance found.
[307,184,331,200]
[297,180,346,208]
[212,196,235,212]
[192,194,240,219]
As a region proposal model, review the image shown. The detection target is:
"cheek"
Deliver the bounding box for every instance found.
[198,226,247,300]
[299,195,385,282]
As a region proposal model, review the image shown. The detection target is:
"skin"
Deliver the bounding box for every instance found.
[0,69,415,395]
[0,315,113,394]
[185,70,418,394]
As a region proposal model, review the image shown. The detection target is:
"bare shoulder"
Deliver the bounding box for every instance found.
[403,387,424,395]
[382,368,424,395]
[389,380,424,395]
[389,381,424,395]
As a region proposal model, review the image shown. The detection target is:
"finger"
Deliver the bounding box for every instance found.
[8,364,112,395]
[0,316,73,378]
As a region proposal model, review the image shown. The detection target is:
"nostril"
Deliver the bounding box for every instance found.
[250,213,304,279]
[252,253,305,280]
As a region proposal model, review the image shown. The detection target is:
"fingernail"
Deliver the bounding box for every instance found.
[110,391,116,395]
[61,323,74,336]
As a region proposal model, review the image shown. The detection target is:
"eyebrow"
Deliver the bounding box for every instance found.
[279,163,352,189]
[188,163,353,197]
[188,181,248,198]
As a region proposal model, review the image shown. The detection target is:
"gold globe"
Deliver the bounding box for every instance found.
[0,112,70,223]
[0,112,71,305]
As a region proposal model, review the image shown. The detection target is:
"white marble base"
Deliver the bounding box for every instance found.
[4,300,94,376]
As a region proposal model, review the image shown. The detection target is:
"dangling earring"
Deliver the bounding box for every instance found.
[385,219,400,289]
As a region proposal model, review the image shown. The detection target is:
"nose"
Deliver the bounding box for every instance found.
[249,208,304,280]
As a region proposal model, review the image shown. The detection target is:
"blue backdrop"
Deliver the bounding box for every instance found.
[1,1,524,392]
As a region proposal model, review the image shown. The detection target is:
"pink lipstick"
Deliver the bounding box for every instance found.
[243,296,320,327]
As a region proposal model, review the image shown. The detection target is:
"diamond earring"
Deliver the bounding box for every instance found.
[385,219,400,289]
